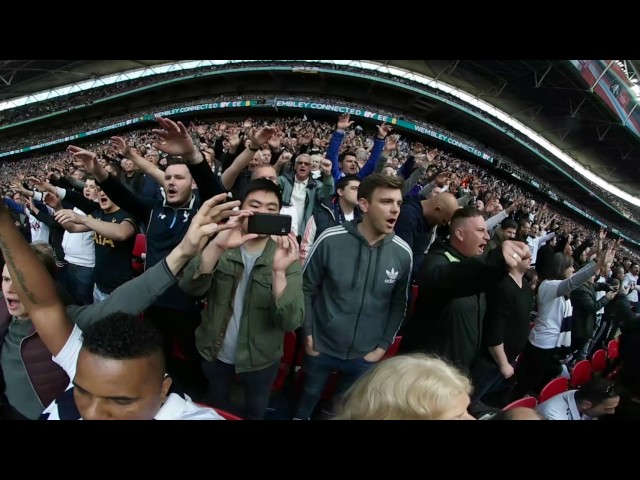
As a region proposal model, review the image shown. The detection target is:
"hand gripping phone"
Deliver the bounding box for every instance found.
[247,213,292,236]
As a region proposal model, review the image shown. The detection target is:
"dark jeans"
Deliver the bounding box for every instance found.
[61,263,94,306]
[145,306,206,400]
[512,342,563,399]
[201,359,280,420]
[470,356,510,405]
[294,353,375,420]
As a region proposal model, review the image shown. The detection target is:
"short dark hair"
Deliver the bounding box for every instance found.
[240,178,282,209]
[336,174,360,193]
[357,173,403,202]
[85,174,97,183]
[106,161,122,176]
[450,207,482,231]
[575,378,618,405]
[518,217,531,228]
[82,313,164,367]
[501,218,518,230]
[338,151,357,163]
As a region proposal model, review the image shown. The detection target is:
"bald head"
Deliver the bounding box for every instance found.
[423,192,459,227]
[491,407,544,421]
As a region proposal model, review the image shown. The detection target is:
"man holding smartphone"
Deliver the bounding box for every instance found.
[179,179,304,420]
[295,174,413,420]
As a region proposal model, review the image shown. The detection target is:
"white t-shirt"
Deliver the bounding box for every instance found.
[623,273,638,303]
[41,326,223,420]
[280,204,299,236]
[530,280,573,349]
[536,390,592,420]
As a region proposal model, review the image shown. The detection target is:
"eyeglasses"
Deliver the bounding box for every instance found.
[296,162,311,166]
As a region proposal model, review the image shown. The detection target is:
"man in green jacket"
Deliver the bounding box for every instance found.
[180,179,304,420]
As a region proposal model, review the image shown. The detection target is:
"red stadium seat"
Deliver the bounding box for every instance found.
[570,360,592,387]
[131,233,147,275]
[381,336,403,361]
[591,349,607,373]
[538,377,569,403]
[607,339,620,360]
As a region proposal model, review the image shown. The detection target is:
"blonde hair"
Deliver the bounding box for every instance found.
[309,154,323,169]
[334,354,472,420]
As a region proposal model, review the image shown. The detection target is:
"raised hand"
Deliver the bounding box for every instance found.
[320,158,332,177]
[249,126,277,150]
[384,135,398,152]
[337,113,354,131]
[377,122,393,139]
[110,136,132,157]
[151,117,200,162]
[54,209,82,226]
[272,233,300,272]
[67,145,107,181]
[502,240,532,269]
[178,193,252,256]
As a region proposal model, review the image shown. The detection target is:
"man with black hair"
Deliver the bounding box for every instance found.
[536,378,620,420]
[41,313,223,420]
[0,193,243,420]
[300,174,362,265]
[180,179,304,420]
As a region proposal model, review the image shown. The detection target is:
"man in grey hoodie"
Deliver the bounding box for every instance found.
[295,174,413,419]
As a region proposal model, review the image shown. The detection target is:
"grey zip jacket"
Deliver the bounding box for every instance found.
[302,220,412,359]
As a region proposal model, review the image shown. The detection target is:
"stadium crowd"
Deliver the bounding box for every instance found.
[0,109,639,421]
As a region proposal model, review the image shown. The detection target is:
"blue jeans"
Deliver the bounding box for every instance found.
[201,359,280,420]
[294,353,374,420]
[61,264,95,306]
[470,356,509,405]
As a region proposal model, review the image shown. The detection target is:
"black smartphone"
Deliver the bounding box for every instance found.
[247,213,292,236]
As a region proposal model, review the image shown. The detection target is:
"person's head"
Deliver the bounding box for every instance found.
[339,151,358,175]
[309,154,322,172]
[96,185,117,213]
[423,192,459,227]
[97,157,107,167]
[73,313,172,420]
[612,265,625,281]
[357,174,403,236]
[543,252,574,281]
[334,354,474,420]
[382,166,396,177]
[623,258,632,271]
[548,236,558,247]
[450,207,490,258]
[163,161,193,206]
[574,379,620,418]
[490,407,545,420]
[72,169,87,181]
[518,218,531,238]
[335,174,360,209]
[145,149,160,165]
[500,218,518,240]
[294,154,312,181]
[12,192,22,204]
[524,268,539,291]
[83,176,98,200]
[512,241,532,274]
[260,148,272,164]
[122,159,135,173]
[105,162,122,178]
[531,223,540,237]
[240,179,283,236]
[2,243,56,319]
[248,150,263,171]
[251,165,279,185]
[607,276,621,293]
[631,263,639,276]
[475,199,485,212]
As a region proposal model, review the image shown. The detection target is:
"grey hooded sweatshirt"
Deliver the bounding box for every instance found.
[302,220,412,359]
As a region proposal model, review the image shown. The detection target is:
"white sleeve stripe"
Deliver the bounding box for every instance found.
[302,226,348,273]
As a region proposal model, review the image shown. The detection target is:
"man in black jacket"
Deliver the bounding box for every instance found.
[400,207,531,374]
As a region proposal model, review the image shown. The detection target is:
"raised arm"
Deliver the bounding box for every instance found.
[151,117,226,202]
[357,124,390,179]
[326,114,352,181]
[68,145,153,222]
[111,136,165,185]
[0,197,72,356]
[555,248,615,298]
[54,209,136,241]
[219,127,276,191]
